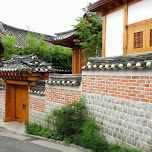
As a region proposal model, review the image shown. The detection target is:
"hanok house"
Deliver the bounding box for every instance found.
[89,0,152,57]
[47,30,85,74]
[0,53,53,123]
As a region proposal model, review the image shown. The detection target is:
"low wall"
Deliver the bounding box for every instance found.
[28,65,152,151]
[29,75,82,126]
[82,70,152,151]
[0,90,5,119]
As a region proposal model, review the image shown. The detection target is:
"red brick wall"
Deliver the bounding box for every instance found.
[46,87,81,104]
[82,75,152,103]
[0,91,5,99]
[30,97,45,112]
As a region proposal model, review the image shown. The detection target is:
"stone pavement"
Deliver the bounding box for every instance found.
[0,119,91,152]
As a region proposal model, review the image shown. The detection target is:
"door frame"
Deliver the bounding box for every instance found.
[4,80,30,123]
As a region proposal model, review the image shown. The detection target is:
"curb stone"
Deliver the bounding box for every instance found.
[23,133,92,152]
[0,125,92,152]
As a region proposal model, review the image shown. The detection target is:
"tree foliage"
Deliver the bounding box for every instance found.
[2,31,72,70]
[17,31,53,63]
[74,9,102,62]
[2,35,17,60]
[51,46,72,70]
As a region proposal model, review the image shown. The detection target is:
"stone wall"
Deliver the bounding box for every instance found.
[0,90,5,119]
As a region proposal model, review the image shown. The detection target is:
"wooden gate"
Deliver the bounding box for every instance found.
[0,54,50,123]
[15,85,28,123]
[4,81,29,123]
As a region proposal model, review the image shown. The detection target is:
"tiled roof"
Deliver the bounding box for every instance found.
[0,22,54,48]
[0,53,55,73]
[82,53,152,70]
[46,74,82,86]
[53,29,76,41]
[88,0,129,12]
[88,0,112,11]
[29,80,45,96]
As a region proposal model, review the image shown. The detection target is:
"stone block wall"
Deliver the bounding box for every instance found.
[0,90,5,119]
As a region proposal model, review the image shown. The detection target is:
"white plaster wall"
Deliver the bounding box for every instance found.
[82,68,152,76]
[105,9,124,57]
[45,83,82,91]
[128,0,152,25]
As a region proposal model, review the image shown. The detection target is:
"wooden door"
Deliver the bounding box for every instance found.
[4,83,15,122]
[15,85,29,123]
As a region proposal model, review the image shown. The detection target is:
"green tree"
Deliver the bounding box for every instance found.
[19,31,53,63]
[2,31,72,70]
[51,46,72,70]
[2,35,18,60]
[74,9,102,62]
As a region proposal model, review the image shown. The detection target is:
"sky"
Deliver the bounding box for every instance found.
[0,0,97,36]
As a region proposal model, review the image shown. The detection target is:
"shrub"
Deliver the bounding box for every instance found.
[26,98,141,152]
[26,123,42,135]
[26,123,63,140]
[108,143,141,152]
[45,98,87,137]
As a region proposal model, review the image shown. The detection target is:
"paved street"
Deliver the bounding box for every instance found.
[0,135,61,152]
[0,129,84,152]
[0,120,86,152]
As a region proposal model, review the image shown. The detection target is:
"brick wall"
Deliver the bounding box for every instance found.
[82,69,152,151]
[46,87,81,104]
[82,75,152,103]
[30,96,45,113]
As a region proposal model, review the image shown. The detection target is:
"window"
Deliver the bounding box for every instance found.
[127,18,152,54]
[134,31,143,49]
[150,29,152,47]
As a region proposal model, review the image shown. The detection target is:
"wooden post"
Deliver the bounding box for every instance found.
[102,15,106,57]
[123,2,128,55]
[72,50,76,74]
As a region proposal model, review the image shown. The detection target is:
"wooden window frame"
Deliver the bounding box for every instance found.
[147,25,152,50]
[127,18,152,54]
[133,31,144,49]
[150,29,152,47]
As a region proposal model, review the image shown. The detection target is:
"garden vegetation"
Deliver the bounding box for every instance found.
[26,98,141,152]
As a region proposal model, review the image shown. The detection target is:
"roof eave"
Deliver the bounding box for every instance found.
[88,0,112,12]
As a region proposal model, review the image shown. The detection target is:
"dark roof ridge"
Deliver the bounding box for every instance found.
[82,52,152,70]
[0,21,54,39]
[54,29,77,36]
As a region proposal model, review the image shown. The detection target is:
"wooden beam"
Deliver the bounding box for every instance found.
[102,15,106,57]
[5,80,28,85]
[27,77,40,81]
[123,2,128,55]
[115,0,122,6]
